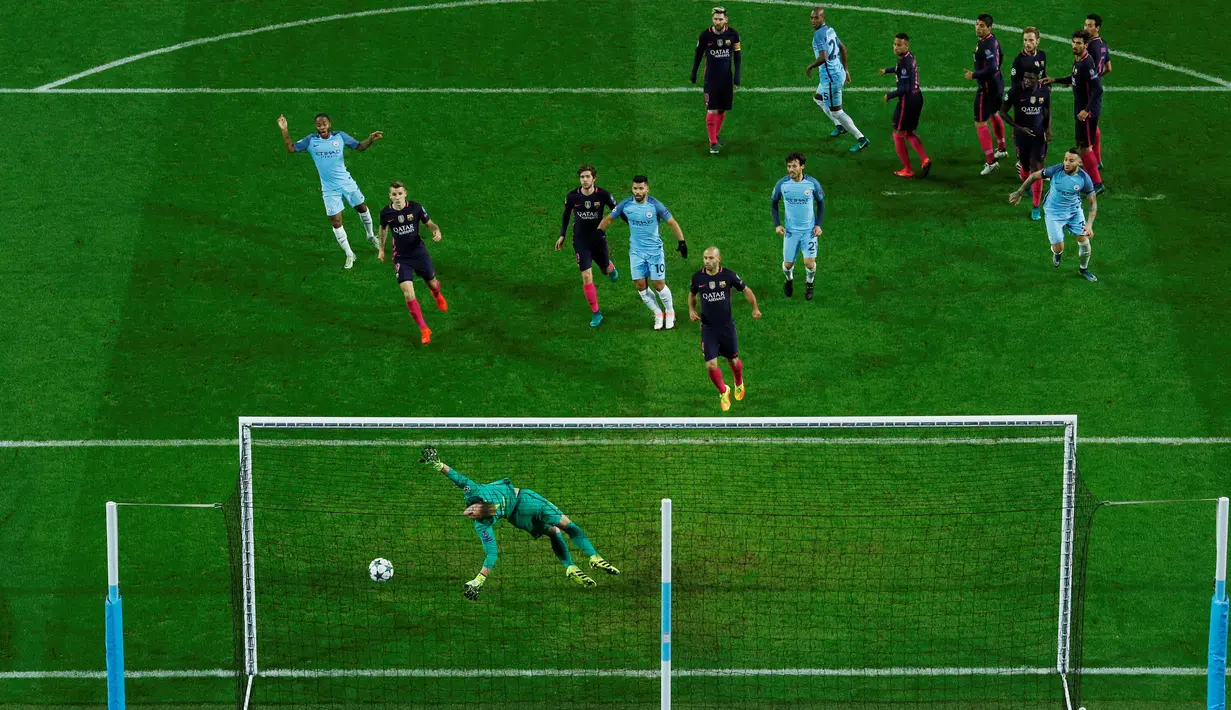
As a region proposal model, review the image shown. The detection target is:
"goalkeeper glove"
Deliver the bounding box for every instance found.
[463,572,486,601]
[419,446,445,472]
[676,240,688,259]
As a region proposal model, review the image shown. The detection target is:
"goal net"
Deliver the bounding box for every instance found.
[224,416,1097,709]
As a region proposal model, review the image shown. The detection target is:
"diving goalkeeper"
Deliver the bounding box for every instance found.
[420,447,620,601]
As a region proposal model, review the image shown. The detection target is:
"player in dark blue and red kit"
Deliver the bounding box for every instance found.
[688,246,761,412]
[1042,31,1104,193]
[963,14,1008,175]
[879,33,930,178]
[999,71,1051,220]
[378,181,447,345]
[1010,27,1047,94]
[1084,14,1112,168]
[555,164,619,328]
[691,6,742,154]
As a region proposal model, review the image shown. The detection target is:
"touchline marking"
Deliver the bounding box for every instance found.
[2,436,1230,448]
[28,0,1228,91]
[0,666,1207,680]
[3,86,1228,95]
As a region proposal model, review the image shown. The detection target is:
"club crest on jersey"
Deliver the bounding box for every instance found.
[585,201,592,208]
[804,188,813,197]
[1030,96,1037,104]
[645,210,653,219]
[709,281,716,289]
[719,280,727,288]
[398,214,405,223]
[332,140,340,147]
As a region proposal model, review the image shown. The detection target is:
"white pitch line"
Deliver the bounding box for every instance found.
[25,0,1228,92]
[1117,194,1168,201]
[0,666,1207,680]
[2,436,1230,448]
[2,85,1229,95]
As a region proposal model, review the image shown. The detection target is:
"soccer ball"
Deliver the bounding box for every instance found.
[368,558,394,582]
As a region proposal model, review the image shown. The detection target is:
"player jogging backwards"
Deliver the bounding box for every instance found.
[420,447,620,601]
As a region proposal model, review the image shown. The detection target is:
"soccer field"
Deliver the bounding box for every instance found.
[1,0,1229,708]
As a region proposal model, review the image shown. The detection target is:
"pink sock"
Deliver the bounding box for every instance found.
[907,134,929,163]
[731,359,744,386]
[406,300,427,328]
[1094,127,1102,163]
[1031,180,1043,207]
[716,112,727,135]
[976,124,995,162]
[582,282,599,313]
[893,134,912,171]
[707,367,726,393]
[705,114,719,144]
[1080,150,1102,184]
[991,115,1006,149]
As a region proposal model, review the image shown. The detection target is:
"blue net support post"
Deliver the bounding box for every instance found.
[661,498,672,710]
[1210,497,1229,710]
[106,501,126,710]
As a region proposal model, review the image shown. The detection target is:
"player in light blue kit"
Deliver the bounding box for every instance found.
[598,176,688,330]
[278,113,383,269]
[1010,147,1099,281]
[805,7,869,152]
[771,152,825,301]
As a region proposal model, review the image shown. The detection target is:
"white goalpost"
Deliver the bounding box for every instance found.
[231,415,1084,710]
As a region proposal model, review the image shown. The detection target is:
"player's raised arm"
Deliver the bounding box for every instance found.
[353,130,384,152]
[276,114,298,153]
[463,521,498,601]
[1009,170,1045,205]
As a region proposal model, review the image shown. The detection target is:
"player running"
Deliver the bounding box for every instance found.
[1009,148,1099,282]
[277,113,383,269]
[691,5,742,155]
[598,177,688,331]
[689,247,761,411]
[806,7,869,152]
[1041,31,1105,193]
[998,71,1051,220]
[1084,14,1111,168]
[555,165,619,328]
[879,33,930,179]
[420,447,620,601]
[963,14,1008,175]
[771,153,824,300]
[377,182,448,345]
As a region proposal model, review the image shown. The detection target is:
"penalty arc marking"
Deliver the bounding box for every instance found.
[29,0,1229,92]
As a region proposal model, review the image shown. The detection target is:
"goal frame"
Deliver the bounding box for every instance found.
[234,414,1080,707]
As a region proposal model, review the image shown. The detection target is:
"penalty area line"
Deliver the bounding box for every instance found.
[0,666,1208,680]
[2,85,1230,95]
[1,436,1230,448]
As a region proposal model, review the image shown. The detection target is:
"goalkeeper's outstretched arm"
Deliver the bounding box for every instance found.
[420,446,478,490]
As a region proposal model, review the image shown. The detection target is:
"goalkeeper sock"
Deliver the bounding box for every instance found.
[638,288,663,315]
[332,226,355,258]
[1078,240,1091,270]
[656,285,674,314]
[562,522,598,558]
[357,209,375,239]
[548,530,575,567]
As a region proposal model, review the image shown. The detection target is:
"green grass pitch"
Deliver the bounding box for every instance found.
[1,0,1229,707]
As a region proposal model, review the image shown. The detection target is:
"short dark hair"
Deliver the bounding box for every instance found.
[389,180,405,190]
[895,32,910,41]
[313,112,330,121]
[1066,146,1081,155]
[633,175,649,185]
[976,13,994,26]
[578,164,596,177]
[1086,13,1103,28]
[785,152,807,166]
[1072,29,1091,42]
[1022,71,1039,80]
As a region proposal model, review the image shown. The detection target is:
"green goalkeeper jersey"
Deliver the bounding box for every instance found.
[446,467,516,569]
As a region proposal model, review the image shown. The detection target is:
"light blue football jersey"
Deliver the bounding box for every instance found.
[1041,164,1094,218]
[812,24,845,77]
[293,131,361,193]
[772,175,825,232]
[612,195,672,255]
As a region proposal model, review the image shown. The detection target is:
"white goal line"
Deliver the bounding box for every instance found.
[1,85,1229,95]
[0,666,1207,680]
[3,436,1230,448]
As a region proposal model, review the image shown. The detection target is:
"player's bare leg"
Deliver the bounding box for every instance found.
[729,356,745,401]
[652,279,676,330]
[974,120,998,175]
[400,281,431,344]
[328,212,356,269]
[354,202,378,249]
[707,359,731,411]
[634,276,665,330]
[803,256,817,301]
